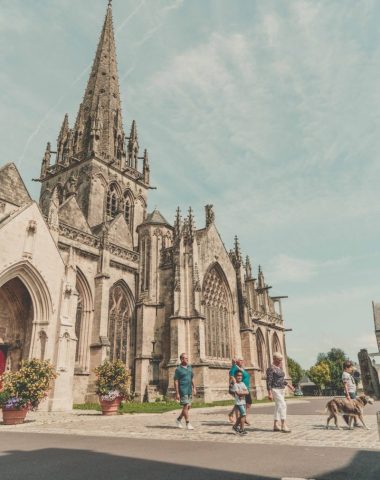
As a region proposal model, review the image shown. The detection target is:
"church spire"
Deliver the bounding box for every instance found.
[72,0,126,165]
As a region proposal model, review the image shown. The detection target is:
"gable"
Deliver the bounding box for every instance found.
[196,223,237,291]
[58,196,92,234]
[107,213,133,249]
[0,202,65,279]
[0,163,32,207]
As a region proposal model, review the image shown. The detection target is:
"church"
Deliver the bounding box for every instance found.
[0,2,290,410]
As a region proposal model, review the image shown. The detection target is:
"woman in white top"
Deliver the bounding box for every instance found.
[266,352,295,433]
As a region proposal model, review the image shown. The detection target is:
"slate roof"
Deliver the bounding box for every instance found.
[144,209,170,225]
[0,163,32,207]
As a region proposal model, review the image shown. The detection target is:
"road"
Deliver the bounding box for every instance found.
[0,398,379,480]
[1,431,379,480]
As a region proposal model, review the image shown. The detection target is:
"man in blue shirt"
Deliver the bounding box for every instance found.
[229,357,252,424]
[174,352,196,430]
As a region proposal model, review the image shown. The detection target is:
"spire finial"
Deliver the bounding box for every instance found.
[234,235,241,259]
[108,0,112,7]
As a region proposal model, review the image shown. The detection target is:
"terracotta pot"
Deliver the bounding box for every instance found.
[99,396,122,416]
[2,406,28,425]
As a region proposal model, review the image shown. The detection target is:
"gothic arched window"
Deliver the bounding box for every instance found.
[272,333,282,357]
[106,183,118,218]
[140,237,151,292]
[256,329,266,372]
[202,265,231,359]
[123,191,133,226]
[75,293,83,363]
[108,282,133,363]
[74,269,93,372]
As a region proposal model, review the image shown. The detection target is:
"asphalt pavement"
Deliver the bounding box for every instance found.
[1,430,380,480]
[0,397,379,480]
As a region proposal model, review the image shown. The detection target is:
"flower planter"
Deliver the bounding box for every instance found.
[99,397,121,416]
[2,406,28,425]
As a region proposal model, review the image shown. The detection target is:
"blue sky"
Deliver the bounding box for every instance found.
[1,0,379,368]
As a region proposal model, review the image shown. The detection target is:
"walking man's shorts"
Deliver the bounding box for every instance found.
[180,394,192,405]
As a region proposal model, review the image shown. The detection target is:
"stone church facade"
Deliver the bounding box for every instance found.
[0,2,290,410]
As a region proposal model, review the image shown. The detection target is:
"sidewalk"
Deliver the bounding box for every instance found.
[1,403,379,451]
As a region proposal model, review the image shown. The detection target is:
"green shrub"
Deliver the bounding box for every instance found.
[94,360,132,400]
[0,359,57,410]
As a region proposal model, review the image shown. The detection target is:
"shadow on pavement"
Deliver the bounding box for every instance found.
[1,436,380,479]
[147,425,179,430]
[315,450,380,480]
[0,448,273,480]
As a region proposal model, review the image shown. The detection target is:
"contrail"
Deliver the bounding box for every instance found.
[134,0,184,47]
[120,65,136,84]
[116,0,146,33]
[17,66,91,167]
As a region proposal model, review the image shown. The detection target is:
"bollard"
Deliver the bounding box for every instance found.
[378,412,380,440]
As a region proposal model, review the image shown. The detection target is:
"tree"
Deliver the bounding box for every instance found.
[287,357,303,386]
[308,362,331,392]
[317,348,348,390]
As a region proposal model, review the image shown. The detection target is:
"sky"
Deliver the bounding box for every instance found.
[1,0,379,368]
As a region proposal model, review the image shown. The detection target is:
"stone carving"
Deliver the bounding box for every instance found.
[160,247,173,267]
[108,242,139,263]
[205,204,215,227]
[66,175,78,196]
[27,220,37,234]
[59,223,100,248]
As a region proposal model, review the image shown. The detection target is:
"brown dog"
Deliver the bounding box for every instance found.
[325,394,374,430]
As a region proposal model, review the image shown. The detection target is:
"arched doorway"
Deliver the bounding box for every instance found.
[0,278,33,373]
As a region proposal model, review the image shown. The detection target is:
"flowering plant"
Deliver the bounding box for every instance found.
[0,391,27,410]
[95,360,131,401]
[0,359,57,410]
[99,390,121,402]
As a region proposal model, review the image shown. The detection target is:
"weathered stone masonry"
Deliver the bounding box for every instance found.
[0,2,291,409]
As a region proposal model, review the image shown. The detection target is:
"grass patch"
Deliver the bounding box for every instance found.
[73,397,276,414]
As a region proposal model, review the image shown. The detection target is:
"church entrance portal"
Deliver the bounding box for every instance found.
[0,277,33,371]
[0,346,7,375]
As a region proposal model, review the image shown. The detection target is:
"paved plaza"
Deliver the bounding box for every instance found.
[1,398,379,451]
[1,398,380,479]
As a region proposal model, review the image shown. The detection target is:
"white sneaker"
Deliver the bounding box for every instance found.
[176,419,183,428]
[186,422,194,430]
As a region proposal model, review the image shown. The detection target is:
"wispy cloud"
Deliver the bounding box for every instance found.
[267,254,350,283]
[2,0,380,368]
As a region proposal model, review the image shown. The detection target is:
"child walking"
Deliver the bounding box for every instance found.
[232,371,248,436]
